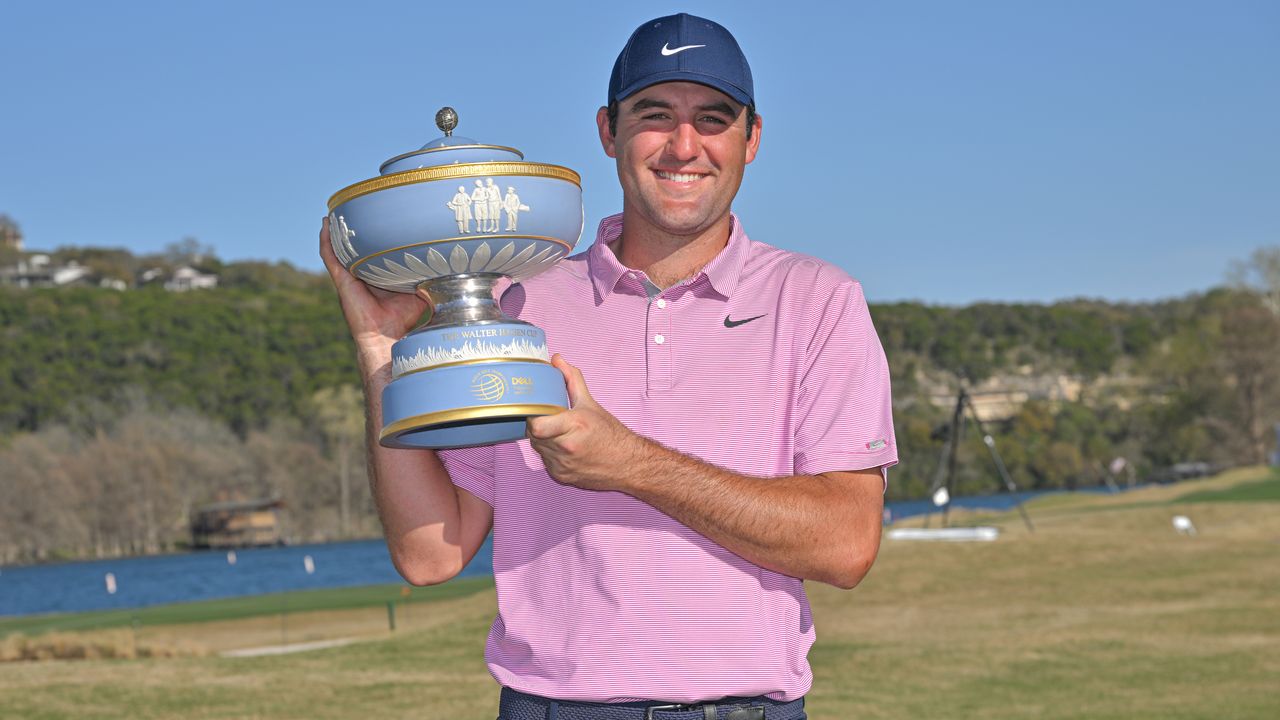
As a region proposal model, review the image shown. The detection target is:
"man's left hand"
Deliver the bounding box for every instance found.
[527,354,645,492]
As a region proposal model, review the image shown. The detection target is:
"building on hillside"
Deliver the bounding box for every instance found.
[166,265,219,291]
[139,265,219,291]
[0,254,92,288]
[190,497,285,549]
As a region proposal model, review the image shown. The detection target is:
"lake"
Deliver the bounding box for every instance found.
[0,536,494,618]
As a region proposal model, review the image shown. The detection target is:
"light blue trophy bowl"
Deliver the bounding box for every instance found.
[328,108,583,449]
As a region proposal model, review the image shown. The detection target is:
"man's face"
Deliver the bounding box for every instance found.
[597,81,761,239]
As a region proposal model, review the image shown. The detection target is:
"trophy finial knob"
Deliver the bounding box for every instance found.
[435,107,458,137]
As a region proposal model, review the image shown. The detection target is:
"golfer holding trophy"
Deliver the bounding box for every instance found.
[321,12,896,719]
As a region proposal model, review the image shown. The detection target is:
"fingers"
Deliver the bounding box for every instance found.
[550,354,593,409]
[526,408,572,440]
[318,216,346,280]
[320,216,372,301]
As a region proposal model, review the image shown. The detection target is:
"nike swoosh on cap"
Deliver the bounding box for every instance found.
[661,43,706,56]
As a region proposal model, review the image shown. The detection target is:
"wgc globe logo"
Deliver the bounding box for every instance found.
[470,371,507,402]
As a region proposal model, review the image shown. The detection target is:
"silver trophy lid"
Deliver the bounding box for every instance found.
[379,106,524,175]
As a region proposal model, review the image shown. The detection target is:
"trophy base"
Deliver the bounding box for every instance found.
[380,359,567,450]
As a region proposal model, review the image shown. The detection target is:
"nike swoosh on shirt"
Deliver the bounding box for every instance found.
[724,314,767,328]
[661,43,706,56]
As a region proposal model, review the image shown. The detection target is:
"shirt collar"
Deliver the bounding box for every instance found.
[587,213,750,301]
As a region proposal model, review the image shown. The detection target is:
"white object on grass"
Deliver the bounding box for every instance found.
[1172,515,1197,536]
[887,527,999,542]
[932,487,950,507]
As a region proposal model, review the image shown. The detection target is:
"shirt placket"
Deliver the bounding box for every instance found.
[646,293,673,392]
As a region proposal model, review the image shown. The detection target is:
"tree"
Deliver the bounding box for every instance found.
[0,213,23,264]
[163,236,217,269]
[1218,301,1280,464]
[243,418,333,541]
[1229,246,1280,316]
[310,385,366,538]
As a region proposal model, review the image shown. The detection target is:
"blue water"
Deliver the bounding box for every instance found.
[1,486,1120,618]
[883,486,1116,523]
[0,536,493,618]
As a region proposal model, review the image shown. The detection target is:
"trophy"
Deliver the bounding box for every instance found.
[328,108,583,449]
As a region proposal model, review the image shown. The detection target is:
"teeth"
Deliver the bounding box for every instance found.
[657,171,702,183]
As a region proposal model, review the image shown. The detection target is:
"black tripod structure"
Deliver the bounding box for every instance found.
[924,387,1035,532]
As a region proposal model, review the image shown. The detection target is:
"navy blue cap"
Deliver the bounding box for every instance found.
[608,13,754,107]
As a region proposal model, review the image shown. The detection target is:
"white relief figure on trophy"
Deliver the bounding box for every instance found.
[485,178,503,232]
[447,186,473,233]
[471,180,490,232]
[328,212,358,264]
[503,186,530,231]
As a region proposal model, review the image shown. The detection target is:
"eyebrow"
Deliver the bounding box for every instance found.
[629,98,673,113]
[697,101,736,116]
[628,98,738,116]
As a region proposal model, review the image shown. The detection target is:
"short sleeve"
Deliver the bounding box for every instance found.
[437,445,496,507]
[793,278,898,478]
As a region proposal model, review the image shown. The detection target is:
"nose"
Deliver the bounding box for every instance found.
[665,121,700,162]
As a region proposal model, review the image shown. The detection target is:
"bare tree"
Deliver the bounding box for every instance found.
[310,385,365,538]
[1229,246,1280,316]
[1218,301,1280,465]
[0,427,85,562]
[243,417,333,542]
[163,236,217,268]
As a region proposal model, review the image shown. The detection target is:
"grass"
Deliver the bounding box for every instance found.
[1,467,1278,718]
[1175,468,1280,503]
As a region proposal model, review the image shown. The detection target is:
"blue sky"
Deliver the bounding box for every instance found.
[2,0,1277,305]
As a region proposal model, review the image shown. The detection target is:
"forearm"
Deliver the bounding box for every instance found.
[526,356,884,588]
[620,438,883,589]
[358,344,480,585]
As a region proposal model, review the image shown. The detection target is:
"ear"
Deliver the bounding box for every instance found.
[744,112,762,165]
[596,106,617,158]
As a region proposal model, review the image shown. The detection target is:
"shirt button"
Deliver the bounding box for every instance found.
[654,334,666,344]
[656,299,667,309]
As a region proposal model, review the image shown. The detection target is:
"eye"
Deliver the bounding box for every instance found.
[641,112,671,121]
[698,115,729,126]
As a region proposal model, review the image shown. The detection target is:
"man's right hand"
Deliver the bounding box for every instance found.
[319,217,429,369]
[319,219,493,588]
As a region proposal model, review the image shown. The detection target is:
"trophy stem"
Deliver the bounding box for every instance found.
[385,270,565,449]
[415,273,510,328]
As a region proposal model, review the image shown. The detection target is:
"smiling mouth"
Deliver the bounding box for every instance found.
[654,170,706,183]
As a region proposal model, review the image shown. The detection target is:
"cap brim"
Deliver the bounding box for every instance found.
[614,70,752,107]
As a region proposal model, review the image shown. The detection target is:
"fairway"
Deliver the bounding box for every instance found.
[1,468,1277,719]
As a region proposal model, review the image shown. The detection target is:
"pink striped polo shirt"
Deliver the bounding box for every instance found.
[439,213,897,703]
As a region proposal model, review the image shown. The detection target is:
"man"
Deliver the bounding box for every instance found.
[320,13,896,720]
[486,177,503,232]
[472,178,490,232]
[503,186,525,231]
[447,185,473,234]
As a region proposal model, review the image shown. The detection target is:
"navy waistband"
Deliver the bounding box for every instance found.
[498,687,807,720]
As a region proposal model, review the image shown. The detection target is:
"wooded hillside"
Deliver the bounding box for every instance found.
[2,249,1278,563]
